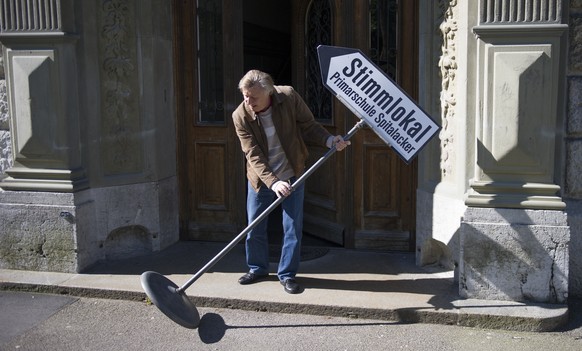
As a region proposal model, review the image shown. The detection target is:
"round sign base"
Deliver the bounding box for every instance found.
[140,271,200,329]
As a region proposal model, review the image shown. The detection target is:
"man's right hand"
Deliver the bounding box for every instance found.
[271,180,292,198]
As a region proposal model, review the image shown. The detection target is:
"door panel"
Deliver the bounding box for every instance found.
[188,131,238,239]
[353,131,415,251]
[194,141,228,211]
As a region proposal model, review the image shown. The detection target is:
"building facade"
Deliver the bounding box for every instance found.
[0,0,580,303]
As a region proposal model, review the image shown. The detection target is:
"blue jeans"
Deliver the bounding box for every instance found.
[245,179,304,281]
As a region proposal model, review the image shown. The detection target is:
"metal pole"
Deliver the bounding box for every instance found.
[175,119,367,293]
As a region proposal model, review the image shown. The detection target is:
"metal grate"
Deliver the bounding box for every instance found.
[0,0,61,32]
[480,0,562,24]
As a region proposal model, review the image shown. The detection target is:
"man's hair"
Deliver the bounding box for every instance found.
[238,70,275,94]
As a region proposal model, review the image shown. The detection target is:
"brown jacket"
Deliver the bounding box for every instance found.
[232,86,332,192]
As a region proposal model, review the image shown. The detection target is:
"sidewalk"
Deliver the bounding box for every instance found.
[0,241,569,332]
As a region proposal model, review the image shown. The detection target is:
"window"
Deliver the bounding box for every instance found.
[197,0,224,123]
[370,0,398,79]
[305,0,332,122]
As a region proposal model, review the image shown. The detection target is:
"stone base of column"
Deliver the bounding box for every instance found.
[0,191,85,272]
[0,177,179,273]
[459,207,569,303]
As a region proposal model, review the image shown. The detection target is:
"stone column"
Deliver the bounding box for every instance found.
[460,0,569,303]
[0,0,178,273]
[0,0,91,272]
[0,0,86,191]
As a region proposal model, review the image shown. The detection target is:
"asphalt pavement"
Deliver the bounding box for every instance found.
[1,290,582,351]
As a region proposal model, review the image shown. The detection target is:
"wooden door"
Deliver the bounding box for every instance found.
[350,0,418,251]
[292,0,418,250]
[174,0,418,251]
[174,0,246,241]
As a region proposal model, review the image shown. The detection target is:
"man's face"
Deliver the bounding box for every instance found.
[242,85,270,113]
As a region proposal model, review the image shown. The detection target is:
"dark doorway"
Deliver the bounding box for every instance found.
[243,0,292,85]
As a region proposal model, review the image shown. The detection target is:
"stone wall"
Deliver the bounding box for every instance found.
[566,0,582,298]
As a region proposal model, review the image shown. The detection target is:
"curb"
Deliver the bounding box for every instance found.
[0,282,569,332]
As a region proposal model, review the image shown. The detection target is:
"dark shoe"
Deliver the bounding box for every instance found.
[280,278,302,294]
[238,272,268,285]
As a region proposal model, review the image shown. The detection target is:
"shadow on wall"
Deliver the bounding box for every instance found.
[103,225,152,261]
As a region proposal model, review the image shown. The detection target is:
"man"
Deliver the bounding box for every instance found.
[232,70,350,294]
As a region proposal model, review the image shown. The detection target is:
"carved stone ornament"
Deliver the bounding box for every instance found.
[438,0,458,178]
[99,0,142,175]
